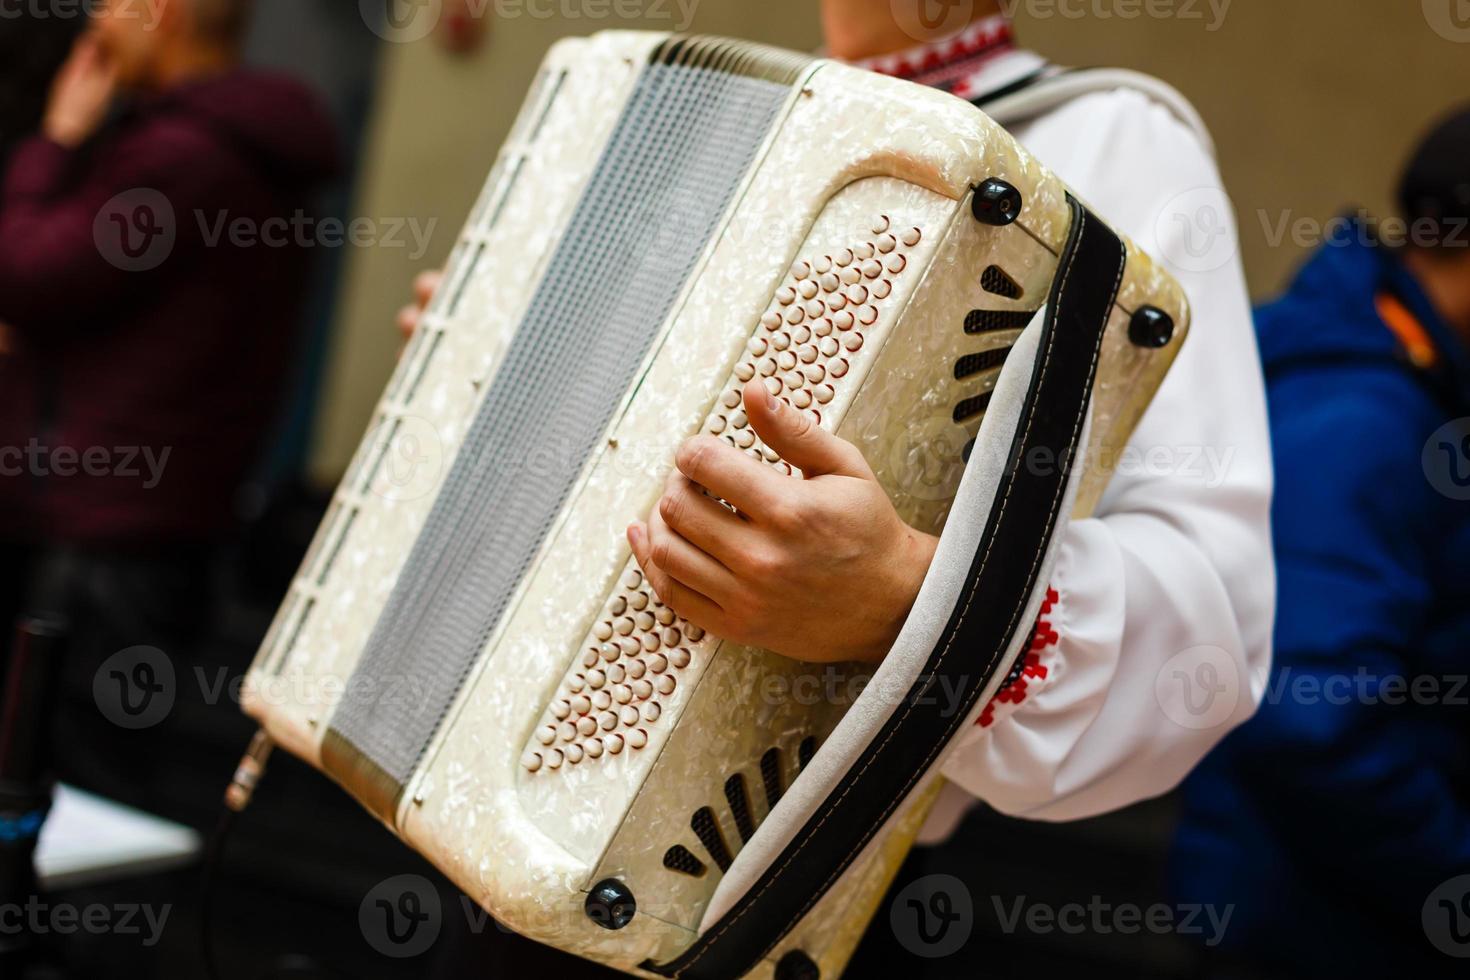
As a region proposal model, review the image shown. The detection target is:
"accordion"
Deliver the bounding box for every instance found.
[244,31,1189,979]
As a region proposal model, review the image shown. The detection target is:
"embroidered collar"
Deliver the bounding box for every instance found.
[850,15,1016,91]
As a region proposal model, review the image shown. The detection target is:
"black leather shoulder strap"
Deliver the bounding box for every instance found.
[645,194,1125,980]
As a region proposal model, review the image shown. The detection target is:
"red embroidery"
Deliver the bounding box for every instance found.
[976,587,1058,728]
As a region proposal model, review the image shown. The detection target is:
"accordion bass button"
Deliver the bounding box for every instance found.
[791,260,811,280]
[829,358,850,379]
[818,337,840,357]
[643,702,662,722]
[685,624,705,642]
[631,680,653,702]
[545,749,565,769]
[902,227,923,246]
[770,331,791,351]
[609,596,628,616]
[814,256,833,274]
[734,363,755,384]
[635,611,655,631]
[819,273,839,293]
[551,700,571,720]
[792,390,813,410]
[568,674,586,693]
[656,675,678,696]
[622,569,643,590]
[861,260,883,280]
[571,695,592,715]
[626,658,647,679]
[586,738,604,758]
[748,336,768,356]
[577,716,597,737]
[522,752,542,772]
[730,411,748,429]
[582,649,600,668]
[803,364,825,384]
[846,284,868,305]
[872,214,891,234]
[669,647,693,669]
[784,307,805,326]
[628,729,649,750]
[559,722,577,742]
[536,726,556,746]
[815,385,836,405]
[708,416,727,435]
[655,607,676,626]
[776,287,796,306]
[798,280,818,300]
[832,311,854,331]
[641,633,660,653]
[607,663,627,684]
[587,669,607,689]
[593,621,613,641]
[877,233,897,253]
[615,617,635,636]
[887,254,907,274]
[724,386,745,405]
[761,312,782,331]
[606,735,625,755]
[600,711,618,731]
[872,279,892,300]
[856,242,876,260]
[797,345,818,364]
[763,378,783,398]
[792,325,811,344]
[593,691,612,710]
[647,653,668,673]
[614,685,633,705]
[835,248,854,267]
[565,744,584,764]
[840,267,861,286]
[629,591,649,611]
[778,352,797,371]
[735,429,756,449]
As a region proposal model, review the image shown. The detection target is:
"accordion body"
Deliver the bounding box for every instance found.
[244,32,1189,979]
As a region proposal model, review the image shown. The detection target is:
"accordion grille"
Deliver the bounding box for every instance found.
[326,48,800,795]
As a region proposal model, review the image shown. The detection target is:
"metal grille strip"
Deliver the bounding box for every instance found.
[325,53,802,799]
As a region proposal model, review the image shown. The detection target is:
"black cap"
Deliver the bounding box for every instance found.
[1398,104,1470,237]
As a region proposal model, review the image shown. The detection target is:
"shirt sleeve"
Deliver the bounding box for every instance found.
[937,89,1275,820]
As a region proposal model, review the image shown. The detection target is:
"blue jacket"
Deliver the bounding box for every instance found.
[1172,226,1470,977]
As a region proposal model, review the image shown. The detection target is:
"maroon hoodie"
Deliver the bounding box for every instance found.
[0,70,339,547]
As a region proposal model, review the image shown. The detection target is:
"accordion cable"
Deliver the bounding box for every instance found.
[201,729,276,980]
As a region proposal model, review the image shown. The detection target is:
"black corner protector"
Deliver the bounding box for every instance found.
[972,178,1023,226]
[1128,305,1175,348]
[584,878,636,930]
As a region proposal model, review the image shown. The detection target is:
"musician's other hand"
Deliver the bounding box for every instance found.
[628,378,937,665]
[397,269,443,341]
[44,34,118,149]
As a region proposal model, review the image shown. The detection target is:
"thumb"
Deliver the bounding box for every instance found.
[742,378,869,478]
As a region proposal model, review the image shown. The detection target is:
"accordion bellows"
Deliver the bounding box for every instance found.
[244,32,1188,978]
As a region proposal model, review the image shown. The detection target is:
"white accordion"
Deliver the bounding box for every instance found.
[244,32,1189,979]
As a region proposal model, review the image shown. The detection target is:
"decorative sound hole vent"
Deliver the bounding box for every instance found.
[524,216,922,775]
[954,347,1011,381]
[724,774,756,843]
[798,735,818,771]
[953,393,994,424]
[964,308,1036,336]
[692,806,733,872]
[981,265,1023,299]
[663,844,707,878]
[760,747,784,809]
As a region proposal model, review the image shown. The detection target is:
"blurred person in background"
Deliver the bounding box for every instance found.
[0,0,338,815]
[1172,107,1470,978]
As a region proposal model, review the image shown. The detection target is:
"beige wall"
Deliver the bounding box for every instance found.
[310,1,1470,480]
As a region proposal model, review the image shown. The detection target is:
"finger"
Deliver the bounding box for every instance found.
[645,504,738,604]
[742,378,870,479]
[658,472,752,567]
[627,522,726,629]
[396,303,420,340]
[674,434,790,521]
[414,269,444,308]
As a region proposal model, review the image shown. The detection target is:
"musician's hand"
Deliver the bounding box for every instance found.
[628,378,938,665]
[397,269,443,341]
[43,34,117,149]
